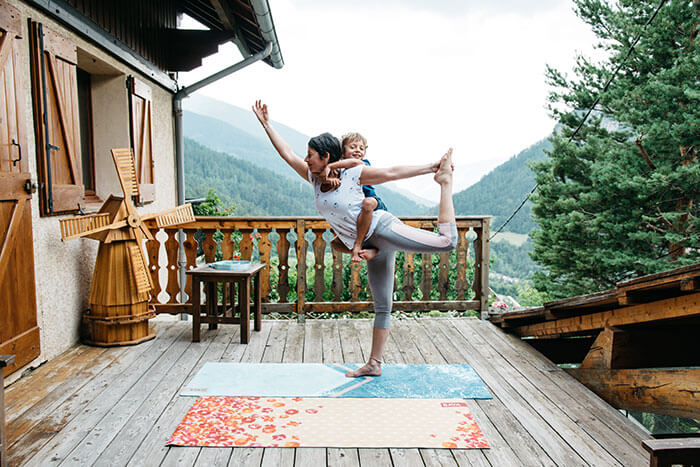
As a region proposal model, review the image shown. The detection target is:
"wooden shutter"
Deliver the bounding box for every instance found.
[128,76,155,204]
[1,2,40,376]
[29,21,84,215]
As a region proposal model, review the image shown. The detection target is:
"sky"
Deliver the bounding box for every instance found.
[180,0,599,202]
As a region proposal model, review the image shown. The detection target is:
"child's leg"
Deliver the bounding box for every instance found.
[352,197,378,262]
[330,237,352,254]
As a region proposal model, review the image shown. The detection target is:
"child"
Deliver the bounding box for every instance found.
[321,132,387,263]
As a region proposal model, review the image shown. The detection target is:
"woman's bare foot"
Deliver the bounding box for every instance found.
[358,248,378,261]
[434,148,454,185]
[345,358,382,377]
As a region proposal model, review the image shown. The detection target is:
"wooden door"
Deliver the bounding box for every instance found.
[1,2,40,376]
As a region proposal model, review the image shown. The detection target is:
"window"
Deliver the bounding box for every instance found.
[77,68,95,196]
[30,22,157,215]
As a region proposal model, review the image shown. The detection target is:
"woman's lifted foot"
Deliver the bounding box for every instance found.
[345,357,382,377]
[434,148,454,185]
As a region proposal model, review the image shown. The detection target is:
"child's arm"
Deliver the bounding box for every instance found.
[328,158,364,171]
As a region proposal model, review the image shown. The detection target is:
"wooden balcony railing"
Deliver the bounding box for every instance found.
[144,216,491,319]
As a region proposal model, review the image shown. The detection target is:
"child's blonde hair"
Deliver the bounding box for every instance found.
[341,132,368,152]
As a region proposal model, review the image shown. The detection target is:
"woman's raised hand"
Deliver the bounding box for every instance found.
[252,100,270,128]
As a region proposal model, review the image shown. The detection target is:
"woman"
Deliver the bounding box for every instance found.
[253,100,457,377]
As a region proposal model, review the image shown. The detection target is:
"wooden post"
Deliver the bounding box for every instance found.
[474,219,490,319]
[295,220,307,323]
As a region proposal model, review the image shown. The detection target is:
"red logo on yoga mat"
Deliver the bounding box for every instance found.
[441,402,468,407]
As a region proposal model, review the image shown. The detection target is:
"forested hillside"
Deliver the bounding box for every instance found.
[185,138,317,216]
[184,111,300,180]
[452,138,551,234]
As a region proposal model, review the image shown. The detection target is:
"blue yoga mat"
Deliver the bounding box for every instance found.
[181,363,491,399]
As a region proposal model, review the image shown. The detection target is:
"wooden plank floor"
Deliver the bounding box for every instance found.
[5,318,651,466]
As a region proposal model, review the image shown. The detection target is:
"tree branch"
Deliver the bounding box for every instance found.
[656,206,674,229]
[635,138,656,169]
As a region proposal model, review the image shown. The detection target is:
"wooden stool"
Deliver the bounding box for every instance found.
[1,355,15,467]
[187,264,265,344]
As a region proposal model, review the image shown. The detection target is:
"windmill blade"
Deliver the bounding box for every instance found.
[143,203,196,228]
[130,228,155,292]
[139,222,155,241]
[128,244,153,295]
[60,213,126,242]
[111,148,140,202]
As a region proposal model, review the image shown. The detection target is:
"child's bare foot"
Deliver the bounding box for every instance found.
[345,358,382,377]
[434,148,454,185]
[358,248,378,261]
[351,245,362,263]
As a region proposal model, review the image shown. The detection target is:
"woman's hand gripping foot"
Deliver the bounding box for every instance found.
[434,148,454,185]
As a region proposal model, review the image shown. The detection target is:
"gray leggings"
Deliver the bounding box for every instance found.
[363,214,458,329]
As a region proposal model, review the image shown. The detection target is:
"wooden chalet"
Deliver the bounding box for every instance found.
[1,0,282,382]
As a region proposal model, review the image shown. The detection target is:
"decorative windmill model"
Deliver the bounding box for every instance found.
[59,148,195,346]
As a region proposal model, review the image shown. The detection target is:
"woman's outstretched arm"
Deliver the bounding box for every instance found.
[252,100,309,181]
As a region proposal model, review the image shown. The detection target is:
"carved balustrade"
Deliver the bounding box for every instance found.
[144,216,490,319]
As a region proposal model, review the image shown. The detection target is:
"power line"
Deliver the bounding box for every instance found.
[489,0,668,241]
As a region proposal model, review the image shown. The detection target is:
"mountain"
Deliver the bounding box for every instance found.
[451,138,551,235]
[182,99,425,216]
[183,110,300,180]
[184,138,317,216]
[383,184,434,207]
[183,94,310,155]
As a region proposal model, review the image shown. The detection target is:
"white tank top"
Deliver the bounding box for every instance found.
[308,165,389,249]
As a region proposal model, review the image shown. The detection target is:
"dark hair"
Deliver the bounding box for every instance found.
[308,132,341,163]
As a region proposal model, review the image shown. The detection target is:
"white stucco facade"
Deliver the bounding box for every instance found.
[7,0,177,382]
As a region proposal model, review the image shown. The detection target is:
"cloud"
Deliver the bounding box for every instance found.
[293,0,569,16]
[181,0,597,201]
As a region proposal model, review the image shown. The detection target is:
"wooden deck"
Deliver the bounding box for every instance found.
[5,318,651,466]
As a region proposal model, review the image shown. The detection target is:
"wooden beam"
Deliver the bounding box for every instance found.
[514,292,700,338]
[524,336,595,364]
[617,262,700,289]
[152,300,480,316]
[210,0,237,31]
[643,438,700,467]
[162,29,236,71]
[680,278,698,292]
[304,300,480,314]
[566,367,700,419]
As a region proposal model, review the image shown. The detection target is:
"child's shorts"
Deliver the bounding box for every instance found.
[370,196,388,212]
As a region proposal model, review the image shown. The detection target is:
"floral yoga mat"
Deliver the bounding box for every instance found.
[167,396,489,449]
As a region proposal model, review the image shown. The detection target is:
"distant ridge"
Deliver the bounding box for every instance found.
[182,101,425,215]
[184,110,300,180]
[451,138,551,235]
[183,94,310,155]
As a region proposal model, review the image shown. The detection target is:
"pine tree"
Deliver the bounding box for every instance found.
[531,0,699,299]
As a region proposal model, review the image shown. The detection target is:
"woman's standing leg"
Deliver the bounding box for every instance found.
[345,149,455,378]
[344,250,396,377]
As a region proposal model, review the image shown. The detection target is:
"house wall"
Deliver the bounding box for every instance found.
[7,0,177,382]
